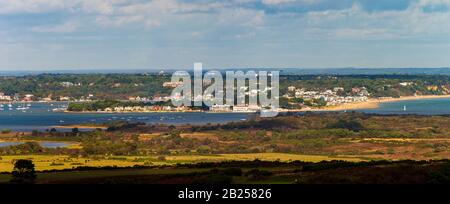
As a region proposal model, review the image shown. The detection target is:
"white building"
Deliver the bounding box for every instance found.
[210,104,231,112]
[232,105,260,113]
[399,82,414,86]
[0,93,11,101]
[163,82,183,88]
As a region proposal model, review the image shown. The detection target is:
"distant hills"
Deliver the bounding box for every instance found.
[279,68,450,75]
[2,68,450,76]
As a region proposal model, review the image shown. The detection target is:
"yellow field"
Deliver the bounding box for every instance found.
[163,153,362,163]
[0,155,142,172]
[0,153,362,172]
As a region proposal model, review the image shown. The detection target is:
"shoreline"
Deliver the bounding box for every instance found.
[62,110,204,114]
[319,94,450,111]
[32,94,450,114]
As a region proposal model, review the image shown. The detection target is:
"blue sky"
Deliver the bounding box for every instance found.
[1,0,450,70]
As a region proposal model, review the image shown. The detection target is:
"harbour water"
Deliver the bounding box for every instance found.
[359,97,450,115]
[2,98,450,131]
[0,102,254,131]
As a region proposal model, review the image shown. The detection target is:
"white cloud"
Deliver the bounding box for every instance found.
[0,0,66,14]
[261,0,296,5]
[218,8,265,27]
[80,0,115,15]
[31,21,78,33]
[96,15,142,27]
[0,0,129,15]
[261,0,321,5]
[302,2,450,39]
[2,0,450,40]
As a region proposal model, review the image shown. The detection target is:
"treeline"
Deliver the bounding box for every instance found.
[0,142,78,155]
[2,74,450,100]
[0,74,172,100]
[280,74,450,97]
[67,100,152,111]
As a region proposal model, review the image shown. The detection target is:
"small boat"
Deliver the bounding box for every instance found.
[16,103,29,110]
[52,108,66,112]
[403,106,407,111]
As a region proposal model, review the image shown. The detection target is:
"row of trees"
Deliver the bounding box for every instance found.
[0,74,172,100]
[3,73,450,101]
[67,100,152,111]
[280,74,450,97]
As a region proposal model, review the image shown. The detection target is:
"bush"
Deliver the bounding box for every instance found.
[1,129,11,134]
[244,169,273,180]
[10,159,37,184]
[211,168,243,176]
[197,146,212,154]
[192,174,233,184]
[427,162,450,184]
[327,119,364,132]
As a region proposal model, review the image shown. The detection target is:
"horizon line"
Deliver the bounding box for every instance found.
[2,67,450,72]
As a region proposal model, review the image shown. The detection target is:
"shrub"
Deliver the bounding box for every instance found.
[10,159,37,184]
[192,174,233,184]
[221,168,243,176]
[197,146,212,154]
[327,119,365,132]
[1,129,11,134]
[244,169,273,180]
[427,162,450,184]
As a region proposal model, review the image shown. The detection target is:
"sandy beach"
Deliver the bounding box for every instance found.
[321,95,450,111]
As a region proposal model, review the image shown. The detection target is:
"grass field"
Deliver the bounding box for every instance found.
[0,153,363,173]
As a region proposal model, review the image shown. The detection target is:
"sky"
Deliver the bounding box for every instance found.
[1,0,450,70]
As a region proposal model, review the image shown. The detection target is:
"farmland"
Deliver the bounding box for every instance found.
[0,153,362,172]
[1,112,450,184]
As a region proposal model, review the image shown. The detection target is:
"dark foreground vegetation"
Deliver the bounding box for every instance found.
[1,159,449,184]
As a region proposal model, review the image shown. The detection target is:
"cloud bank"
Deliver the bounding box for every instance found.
[1,0,450,69]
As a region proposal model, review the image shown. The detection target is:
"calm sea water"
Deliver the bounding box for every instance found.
[0,102,253,131]
[359,97,450,115]
[1,98,450,131]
